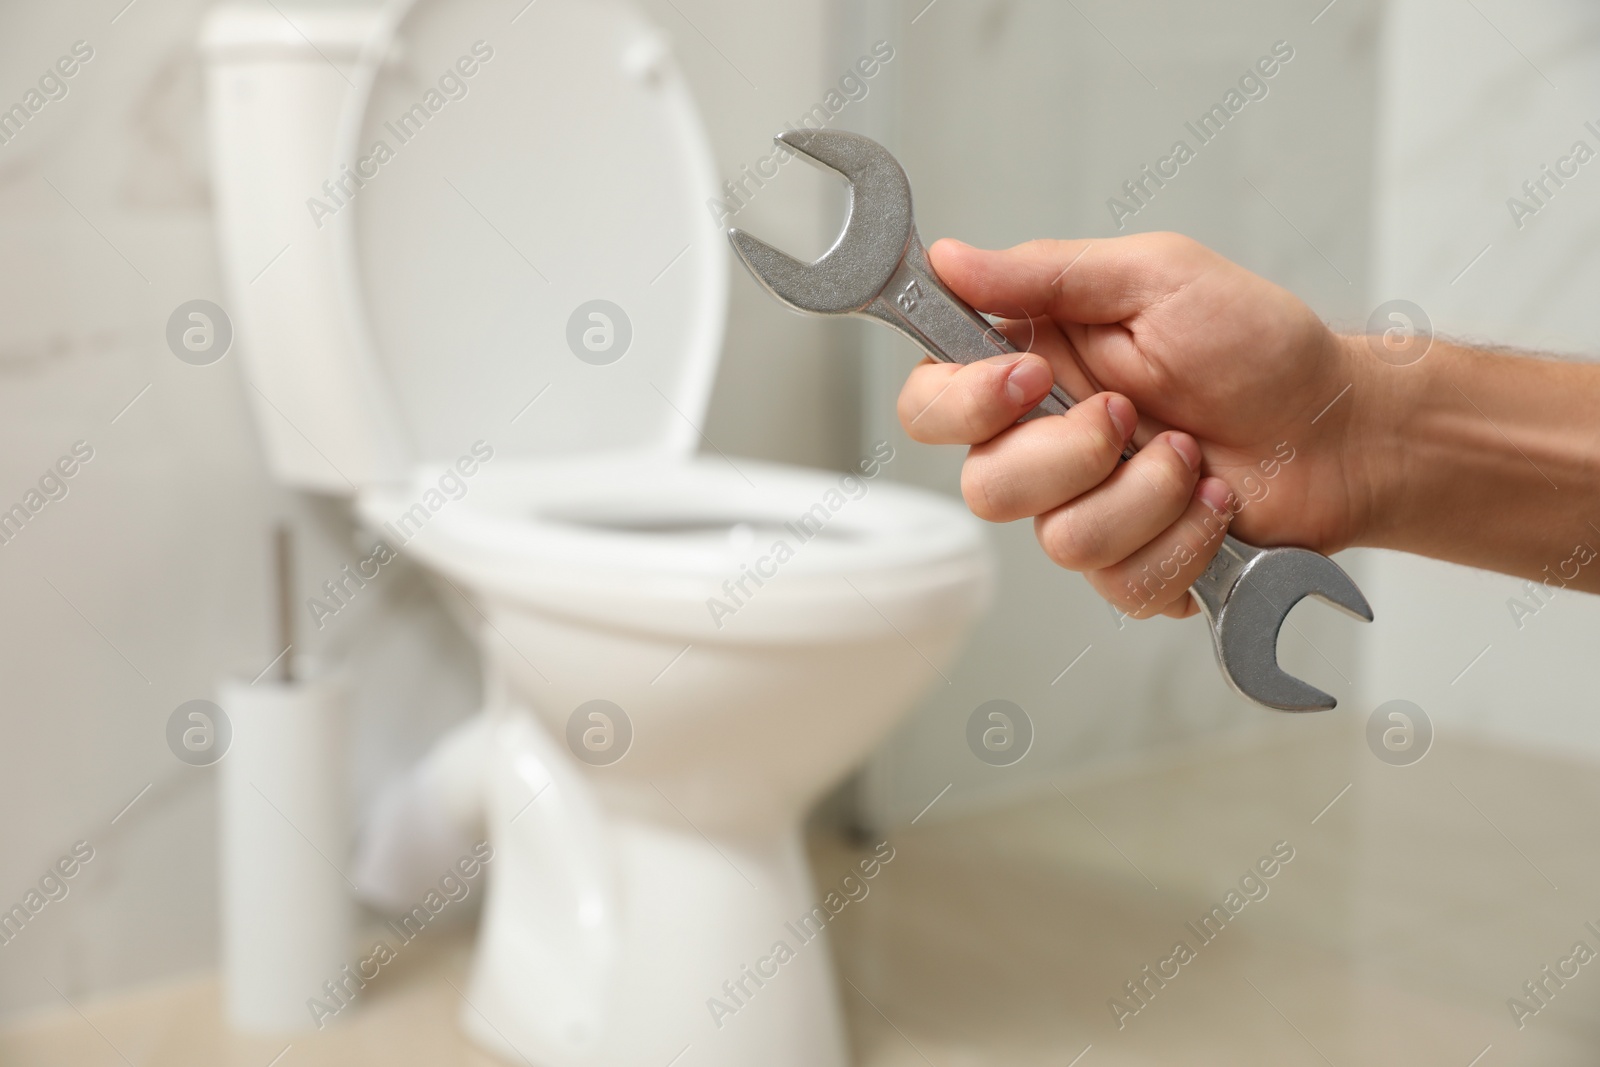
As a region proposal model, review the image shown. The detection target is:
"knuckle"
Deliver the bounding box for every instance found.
[1088,569,1149,619]
[1128,232,1209,292]
[1149,440,1197,495]
[1020,237,1063,260]
[1036,510,1109,572]
[894,388,926,436]
[1103,574,1166,619]
[897,376,952,441]
[959,372,1008,433]
[1066,408,1125,469]
[901,366,1006,445]
[1155,230,1193,250]
[953,404,989,445]
[1145,231,1202,259]
[960,449,1017,522]
[959,461,998,521]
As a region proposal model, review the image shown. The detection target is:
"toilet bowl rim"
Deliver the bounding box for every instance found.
[354,451,991,585]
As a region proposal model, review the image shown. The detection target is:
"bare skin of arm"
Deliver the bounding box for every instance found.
[895,232,1600,619]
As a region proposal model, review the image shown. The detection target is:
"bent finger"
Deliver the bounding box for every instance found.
[961,392,1135,523]
[896,352,1056,445]
[1086,478,1237,618]
[1033,431,1204,573]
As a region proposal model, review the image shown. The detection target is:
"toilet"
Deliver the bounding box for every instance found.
[201,2,991,1065]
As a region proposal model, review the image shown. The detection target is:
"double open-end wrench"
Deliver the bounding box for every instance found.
[727,129,1372,712]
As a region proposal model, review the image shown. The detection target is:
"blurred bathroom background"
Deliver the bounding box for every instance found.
[5,0,1600,1061]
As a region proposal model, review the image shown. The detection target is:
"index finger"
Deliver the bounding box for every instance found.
[896,351,1057,445]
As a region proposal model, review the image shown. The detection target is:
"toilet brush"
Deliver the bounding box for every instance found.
[220,523,354,1032]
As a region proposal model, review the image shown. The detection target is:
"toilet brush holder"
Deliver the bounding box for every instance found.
[218,668,353,1032]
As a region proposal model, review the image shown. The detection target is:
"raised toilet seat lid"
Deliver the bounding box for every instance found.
[333,0,728,480]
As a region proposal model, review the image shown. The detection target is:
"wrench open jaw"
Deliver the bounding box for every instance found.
[1189,541,1373,712]
[726,129,913,316]
[727,128,1373,713]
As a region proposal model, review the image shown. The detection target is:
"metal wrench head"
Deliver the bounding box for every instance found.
[1210,547,1373,712]
[726,129,913,314]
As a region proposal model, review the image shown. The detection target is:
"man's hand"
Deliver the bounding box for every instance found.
[897,233,1378,619]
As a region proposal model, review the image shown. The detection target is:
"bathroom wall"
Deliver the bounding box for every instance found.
[846,0,1387,826]
[849,0,1600,828]
[0,0,286,1018]
[0,0,848,1018]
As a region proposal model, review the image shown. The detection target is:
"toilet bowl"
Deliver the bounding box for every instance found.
[201,2,991,1064]
[359,453,987,1064]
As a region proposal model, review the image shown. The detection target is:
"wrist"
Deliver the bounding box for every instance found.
[1335,331,1436,552]
[1318,331,1411,552]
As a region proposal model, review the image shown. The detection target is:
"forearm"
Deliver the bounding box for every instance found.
[1353,337,1600,592]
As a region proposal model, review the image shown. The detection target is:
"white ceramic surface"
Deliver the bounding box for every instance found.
[357,452,991,1066]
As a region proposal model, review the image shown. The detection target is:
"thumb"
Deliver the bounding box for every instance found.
[927,234,1204,325]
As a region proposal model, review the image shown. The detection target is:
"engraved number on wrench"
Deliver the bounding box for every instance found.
[896,278,922,313]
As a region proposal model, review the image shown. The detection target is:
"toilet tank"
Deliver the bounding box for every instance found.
[200,3,410,492]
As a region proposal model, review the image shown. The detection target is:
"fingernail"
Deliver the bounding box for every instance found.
[1105,395,1135,443]
[1197,477,1233,514]
[982,352,1025,367]
[1004,358,1053,404]
[1168,432,1201,472]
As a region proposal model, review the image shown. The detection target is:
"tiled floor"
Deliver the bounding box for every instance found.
[7,716,1600,1065]
[825,718,1600,1065]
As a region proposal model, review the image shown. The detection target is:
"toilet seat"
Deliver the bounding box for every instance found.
[323,0,992,643]
[357,454,990,642]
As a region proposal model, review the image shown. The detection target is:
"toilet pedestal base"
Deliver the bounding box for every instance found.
[460,721,852,1067]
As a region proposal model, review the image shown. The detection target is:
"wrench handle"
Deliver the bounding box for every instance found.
[864,231,1133,457]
